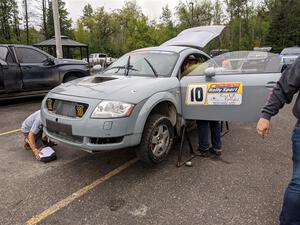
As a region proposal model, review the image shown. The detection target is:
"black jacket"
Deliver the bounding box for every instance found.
[262,57,300,120]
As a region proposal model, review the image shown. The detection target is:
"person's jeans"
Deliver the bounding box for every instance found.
[196,120,222,151]
[280,122,300,225]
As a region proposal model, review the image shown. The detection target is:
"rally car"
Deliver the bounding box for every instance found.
[41,26,282,165]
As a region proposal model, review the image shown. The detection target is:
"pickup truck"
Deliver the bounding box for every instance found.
[84,53,116,67]
[0,45,90,99]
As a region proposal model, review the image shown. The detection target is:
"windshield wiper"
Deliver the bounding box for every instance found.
[125,56,131,76]
[144,57,158,77]
[104,65,138,74]
[105,66,126,73]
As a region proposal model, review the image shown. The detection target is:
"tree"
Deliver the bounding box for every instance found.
[266,0,300,52]
[46,0,72,38]
[83,4,93,18]
[0,0,21,43]
[213,0,224,25]
[155,5,175,44]
[176,0,214,31]
[42,0,47,37]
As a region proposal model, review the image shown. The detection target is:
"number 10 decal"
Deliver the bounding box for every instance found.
[185,84,207,105]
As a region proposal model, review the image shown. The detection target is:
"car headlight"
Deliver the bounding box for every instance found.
[91,101,135,118]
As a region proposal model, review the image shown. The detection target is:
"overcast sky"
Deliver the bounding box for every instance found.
[64,0,179,24]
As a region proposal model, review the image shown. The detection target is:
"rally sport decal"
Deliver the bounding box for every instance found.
[185,82,243,106]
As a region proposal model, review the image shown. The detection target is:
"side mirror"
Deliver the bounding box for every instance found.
[204,67,216,77]
[44,57,55,66]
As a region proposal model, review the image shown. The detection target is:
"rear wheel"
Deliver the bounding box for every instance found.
[136,114,174,165]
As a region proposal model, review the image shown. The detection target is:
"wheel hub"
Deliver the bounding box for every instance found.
[151,124,170,158]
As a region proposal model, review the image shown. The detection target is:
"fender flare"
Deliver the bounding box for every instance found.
[61,69,87,82]
[133,91,180,136]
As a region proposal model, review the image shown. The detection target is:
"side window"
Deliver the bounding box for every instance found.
[6,52,14,64]
[0,47,15,64]
[0,47,8,61]
[17,47,48,63]
[179,54,209,79]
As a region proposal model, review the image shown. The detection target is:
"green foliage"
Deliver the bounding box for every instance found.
[0,0,21,43]
[2,0,299,57]
[266,0,300,52]
[46,0,73,39]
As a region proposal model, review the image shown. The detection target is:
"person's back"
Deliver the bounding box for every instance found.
[21,110,41,135]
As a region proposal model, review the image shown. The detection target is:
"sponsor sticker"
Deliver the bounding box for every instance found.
[185,82,243,105]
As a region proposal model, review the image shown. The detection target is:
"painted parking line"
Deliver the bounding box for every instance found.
[26,158,138,225]
[0,128,21,137]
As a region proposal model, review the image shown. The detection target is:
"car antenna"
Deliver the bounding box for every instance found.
[125,55,131,76]
[144,57,158,77]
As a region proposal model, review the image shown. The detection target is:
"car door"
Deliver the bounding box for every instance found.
[15,46,59,90]
[180,51,282,122]
[0,46,22,92]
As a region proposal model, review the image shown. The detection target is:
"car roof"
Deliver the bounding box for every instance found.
[0,44,37,48]
[282,46,300,50]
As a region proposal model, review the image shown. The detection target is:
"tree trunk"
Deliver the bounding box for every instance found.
[42,0,47,37]
[24,0,29,44]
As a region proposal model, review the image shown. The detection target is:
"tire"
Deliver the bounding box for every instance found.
[63,75,78,83]
[136,114,174,165]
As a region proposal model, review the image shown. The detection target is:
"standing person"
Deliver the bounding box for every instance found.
[21,110,56,161]
[257,58,300,225]
[197,120,222,156]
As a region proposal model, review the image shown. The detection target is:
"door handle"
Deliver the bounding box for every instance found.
[265,81,276,88]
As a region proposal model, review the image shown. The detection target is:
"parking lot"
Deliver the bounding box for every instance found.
[0,97,295,225]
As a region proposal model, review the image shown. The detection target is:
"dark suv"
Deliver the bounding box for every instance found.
[0,45,90,99]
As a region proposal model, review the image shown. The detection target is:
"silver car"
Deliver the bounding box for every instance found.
[280,46,300,71]
[41,26,282,165]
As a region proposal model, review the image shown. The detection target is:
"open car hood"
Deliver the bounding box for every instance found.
[161,25,225,49]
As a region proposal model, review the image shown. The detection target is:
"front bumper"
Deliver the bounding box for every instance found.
[41,93,142,152]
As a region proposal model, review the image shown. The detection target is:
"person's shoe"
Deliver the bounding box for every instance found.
[198,148,210,157]
[209,148,222,156]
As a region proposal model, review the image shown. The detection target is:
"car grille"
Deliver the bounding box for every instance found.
[46,119,83,144]
[90,137,124,145]
[47,99,89,118]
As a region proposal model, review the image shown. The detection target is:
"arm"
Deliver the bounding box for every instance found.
[28,131,41,160]
[28,132,38,151]
[28,116,43,159]
[262,58,300,120]
[257,58,300,138]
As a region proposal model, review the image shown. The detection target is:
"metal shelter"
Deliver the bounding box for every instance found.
[33,36,89,62]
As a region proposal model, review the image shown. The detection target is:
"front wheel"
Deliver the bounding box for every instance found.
[136,114,174,165]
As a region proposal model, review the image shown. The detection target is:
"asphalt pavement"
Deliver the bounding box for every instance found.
[0,97,295,225]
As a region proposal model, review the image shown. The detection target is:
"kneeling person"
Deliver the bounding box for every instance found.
[21,110,55,161]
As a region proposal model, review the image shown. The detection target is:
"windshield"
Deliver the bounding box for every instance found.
[281,48,300,55]
[103,51,179,77]
[184,51,282,76]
